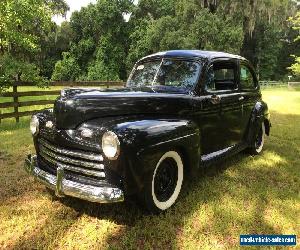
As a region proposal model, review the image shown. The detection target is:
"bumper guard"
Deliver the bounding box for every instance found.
[24,154,124,203]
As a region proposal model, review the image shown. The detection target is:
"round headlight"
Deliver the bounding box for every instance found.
[30,115,39,136]
[102,131,120,160]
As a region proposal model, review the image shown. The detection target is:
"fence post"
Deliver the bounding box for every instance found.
[13,83,19,123]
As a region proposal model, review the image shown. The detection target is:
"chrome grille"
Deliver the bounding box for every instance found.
[38,139,105,179]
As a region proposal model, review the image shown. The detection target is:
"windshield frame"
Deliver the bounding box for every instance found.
[126,57,203,93]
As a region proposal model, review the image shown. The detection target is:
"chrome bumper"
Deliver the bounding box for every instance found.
[24,155,124,203]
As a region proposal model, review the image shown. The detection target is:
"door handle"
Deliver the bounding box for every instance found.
[239,96,244,101]
[210,94,221,104]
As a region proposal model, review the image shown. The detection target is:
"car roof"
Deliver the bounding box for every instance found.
[140,50,246,61]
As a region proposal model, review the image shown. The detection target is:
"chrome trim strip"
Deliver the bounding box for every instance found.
[151,133,198,147]
[24,155,124,203]
[39,152,105,178]
[201,145,235,162]
[39,144,105,170]
[39,138,103,162]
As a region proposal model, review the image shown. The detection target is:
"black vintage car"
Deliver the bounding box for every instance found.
[25,50,271,213]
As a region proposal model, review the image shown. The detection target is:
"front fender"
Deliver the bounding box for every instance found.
[113,119,200,195]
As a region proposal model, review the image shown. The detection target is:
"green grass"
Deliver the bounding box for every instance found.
[0,87,299,249]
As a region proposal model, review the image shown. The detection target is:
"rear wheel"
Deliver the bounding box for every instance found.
[249,123,265,155]
[141,151,183,213]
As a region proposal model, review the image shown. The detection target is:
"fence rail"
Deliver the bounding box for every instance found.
[260,81,300,86]
[0,81,124,123]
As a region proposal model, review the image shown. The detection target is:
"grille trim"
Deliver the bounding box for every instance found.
[38,139,105,179]
[39,152,105,178]
[39,140,104,170]
[39,144,104,170]
[39,138,103,162]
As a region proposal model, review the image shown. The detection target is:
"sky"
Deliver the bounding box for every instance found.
[52,0,138,25]
[52,0,97,25]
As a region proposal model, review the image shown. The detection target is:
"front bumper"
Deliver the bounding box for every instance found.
[24,154,124,203]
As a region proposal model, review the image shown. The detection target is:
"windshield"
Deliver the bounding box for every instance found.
[127,59,201,91]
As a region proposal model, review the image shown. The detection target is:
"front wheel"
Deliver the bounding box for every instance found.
[141,151,184,213]
[249,122,265,155]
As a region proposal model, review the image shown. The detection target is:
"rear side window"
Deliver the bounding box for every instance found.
[205,61,237,92]
[240,65,256,90]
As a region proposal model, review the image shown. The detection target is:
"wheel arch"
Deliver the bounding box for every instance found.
[173,145,196,178]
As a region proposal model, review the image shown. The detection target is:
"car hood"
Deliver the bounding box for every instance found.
[53,88,193,129]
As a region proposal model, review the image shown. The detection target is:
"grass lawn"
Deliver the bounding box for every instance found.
[0,87,299,249]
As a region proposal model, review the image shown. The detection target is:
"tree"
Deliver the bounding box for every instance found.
[289,56,300,75]
[52,0,133,81]
[47,0,298,82]
[127,0,243,69]
[0,0,68,91]
[51,52,80,81]
[288,11,300,76]
[127,0,297,79]
[87,35,125,81]
[39,21,73,79]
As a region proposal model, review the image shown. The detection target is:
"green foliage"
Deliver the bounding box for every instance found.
[1,0,298,83]
[51,52,80,81]
[255,22,283,80]
[216,0,297,80]
[0,0,51,54]
[39,21,73,78]
[46,0,69,16]
[126,0,297,79]
[288,12,300,76]
[127,1,243,68]
[0,0,68,89]
[70,38,95,72]
[87,36,125,81]
[290,11,300,41]
[289,56,300,76]
[131,0,177,21]
[51,0,132,81]
[0,53,48,92]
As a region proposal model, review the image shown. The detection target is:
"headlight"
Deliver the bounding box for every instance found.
[102,131,120,160]
[30,115,39,136]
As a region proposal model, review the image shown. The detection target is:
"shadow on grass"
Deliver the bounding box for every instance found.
[3,111,300,249]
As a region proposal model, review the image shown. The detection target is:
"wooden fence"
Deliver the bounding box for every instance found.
[0,81,124,123]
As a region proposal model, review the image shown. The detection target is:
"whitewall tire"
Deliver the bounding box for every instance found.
[142,150,184,213]
[249,122,265,155]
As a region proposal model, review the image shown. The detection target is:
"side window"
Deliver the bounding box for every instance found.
[240,65,256,90]
[205,61,237,92]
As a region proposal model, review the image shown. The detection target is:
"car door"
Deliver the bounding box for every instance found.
[194,58,243,156]
[238,61,260,137]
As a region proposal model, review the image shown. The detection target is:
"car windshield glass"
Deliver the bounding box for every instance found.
[127,59,201,91]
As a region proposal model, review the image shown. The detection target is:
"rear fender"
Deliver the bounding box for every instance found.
[247,101,271,144]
